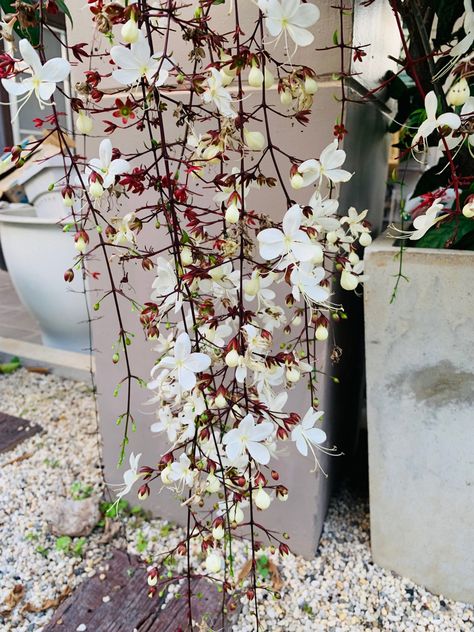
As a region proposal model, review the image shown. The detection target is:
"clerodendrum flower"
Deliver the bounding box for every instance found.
[110,31,172,86]
[392,198,447,241]
[292,140,352,188]
[223,413,274,465]
[413,91,461,149]
[201,68,237,119]
[2,38,70,112]
[290,264,329,305]
[157,332,211,391]
[259,0,320,48]
[257,204,319,267]
[88,139,131,189]
[291,408,326,457]
[114,452,142,502]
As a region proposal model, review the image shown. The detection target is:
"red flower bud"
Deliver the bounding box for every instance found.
[64,269,74,283]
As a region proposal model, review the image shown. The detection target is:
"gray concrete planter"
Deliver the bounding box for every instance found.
[364,235,474,604]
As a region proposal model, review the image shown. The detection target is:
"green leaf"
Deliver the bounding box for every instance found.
[56,0,73,25]
[332,30,339,46]
[414,215,474,250]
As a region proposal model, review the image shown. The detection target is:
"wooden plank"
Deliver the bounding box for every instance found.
[0,411,42,453]
[43,549,233,632]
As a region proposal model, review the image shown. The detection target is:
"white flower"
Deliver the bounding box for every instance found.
[290,264,329,305]
[157,332,211,391]
[169,453,195,488]
[243,270,276,305]
[257,204,319,267]
[222,413,274,465]
[291,408,326,456]
[449,0,474,59]
[340,207,368,237]
[115,452,142,500]
[259,0,320,48]
[413,91,461,149]
[151,406,181,442]
[151,256,182,313]
[292,140,352,188]
[89,139,130,189]
[202,68,236,119]
[110,31,171,86]
[2,38,70,111]
[392,198,447,242]
[307,192,340,233]
[111,212,136,245]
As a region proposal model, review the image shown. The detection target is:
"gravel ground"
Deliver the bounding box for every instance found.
[0,369,473,632]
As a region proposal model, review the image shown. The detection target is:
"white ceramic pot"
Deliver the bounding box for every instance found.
[0,203,90,352]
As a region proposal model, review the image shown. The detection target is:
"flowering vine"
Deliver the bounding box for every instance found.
[4,0,471,628]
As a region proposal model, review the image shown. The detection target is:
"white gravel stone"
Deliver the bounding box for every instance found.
[0,370,473,632]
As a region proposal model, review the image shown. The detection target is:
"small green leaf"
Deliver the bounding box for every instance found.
[56,0,73,25]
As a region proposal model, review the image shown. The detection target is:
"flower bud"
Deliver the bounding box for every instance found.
[340,269,358,291]
[112,352,120,364]
[290,173,304,189]
[304,76,318,95]
[89,180,104,199]
[147,568,158,586]
[229,505,244,524]
[213,393,227,409]
[254,486,271,510]
[248,65,264,88]
[277,426,288,440]
[348,251,359,265]
[315,324,328,341]
[279,543,290,556]
[326,231,338,244]
[64,268,74,283]
[447,77,470,107]
[180,246,193,266]
[212,525,225,540]
[292,315,302,327]
[280,89,292,106]
[244,129,265,151]
[121,17,139,44]
[138,484,150,500]
[205,551,223,574]
[462,201,474,218]
[206,473,221,493]
[276,485,289,502]
[63,193,74,208]
[225,203,240,224]
[76,110,93,135]
[225,348,240,367]
[359,231,372,247]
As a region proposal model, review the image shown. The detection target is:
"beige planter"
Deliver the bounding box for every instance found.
[364,235,474,603]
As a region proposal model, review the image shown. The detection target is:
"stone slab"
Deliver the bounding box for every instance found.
[43,549,232,631]
[0,337,94,383]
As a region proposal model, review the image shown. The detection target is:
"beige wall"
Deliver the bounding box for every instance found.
[67,1,392,557]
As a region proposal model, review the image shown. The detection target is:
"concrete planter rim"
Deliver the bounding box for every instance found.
[0,204,67,227]
[369,232,474,258]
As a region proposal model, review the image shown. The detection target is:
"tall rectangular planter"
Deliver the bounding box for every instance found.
[364,235,474,603]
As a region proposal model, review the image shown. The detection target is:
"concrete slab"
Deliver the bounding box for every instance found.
[0,337,95,383]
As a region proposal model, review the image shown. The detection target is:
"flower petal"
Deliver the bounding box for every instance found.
[40,58,70,83]
[186,352,211,373]
[247,441,271,465]
[177,366,196,391]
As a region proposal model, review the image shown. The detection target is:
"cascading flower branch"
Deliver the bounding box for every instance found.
[2,0,374,627]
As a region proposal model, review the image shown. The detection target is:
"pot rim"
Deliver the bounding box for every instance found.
[0,203,68,226]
